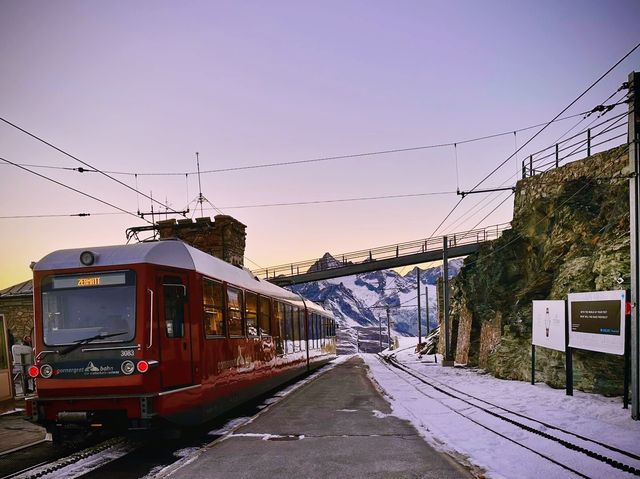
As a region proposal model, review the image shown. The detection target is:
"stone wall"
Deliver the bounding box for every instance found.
[453,294,473,365]
[0,295,33,344]
[157,215,247,266]
[448,144,630,394]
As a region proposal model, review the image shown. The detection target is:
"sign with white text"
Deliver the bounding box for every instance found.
[532,300,566,352]
[568,290,625,355]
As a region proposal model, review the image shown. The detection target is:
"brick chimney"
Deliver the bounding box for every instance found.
[156,215,246,267]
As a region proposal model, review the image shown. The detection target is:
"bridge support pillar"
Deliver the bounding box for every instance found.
[442,236,454,367]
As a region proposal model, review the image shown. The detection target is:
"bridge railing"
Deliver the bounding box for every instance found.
[252,222,511,280]
[521,110,627,178]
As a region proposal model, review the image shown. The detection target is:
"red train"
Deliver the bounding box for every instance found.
[25,240,336,441]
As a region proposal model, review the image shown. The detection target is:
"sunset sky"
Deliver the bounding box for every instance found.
[1,0,639,289]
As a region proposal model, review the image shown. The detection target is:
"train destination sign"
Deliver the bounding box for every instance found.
[52,272,127,290]
[568,290,625,355]
[532,300,565,352]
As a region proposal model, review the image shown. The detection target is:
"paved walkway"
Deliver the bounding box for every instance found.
[171,357,472,479]
[0,409,47,454]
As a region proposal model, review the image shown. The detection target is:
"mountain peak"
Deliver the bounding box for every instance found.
[307,252,344,272]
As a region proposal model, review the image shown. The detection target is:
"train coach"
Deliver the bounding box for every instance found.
[25,240,337,441]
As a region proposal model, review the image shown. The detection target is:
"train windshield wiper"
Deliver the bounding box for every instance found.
[59,331,128,356]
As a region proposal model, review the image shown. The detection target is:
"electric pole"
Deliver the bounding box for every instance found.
[417,267,422,344]
[443,236,453,365]
[628,71,639,420]
[425,285,430,336]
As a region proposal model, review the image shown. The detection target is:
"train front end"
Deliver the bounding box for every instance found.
[26,248,160,440]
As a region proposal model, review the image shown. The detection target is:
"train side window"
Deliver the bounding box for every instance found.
[315,315,320,348]
[284,304,293,353]
[226,286,244,337]
[274,301,284,355]
[322,318,326,344]
[259,296,272,336]
[163,277,185,339]
[299,309,306,351]
[203,279,225,337]
[245,291,258,337]
[292,306,300,350]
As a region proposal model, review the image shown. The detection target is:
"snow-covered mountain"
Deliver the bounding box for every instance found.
[290,255,463,350]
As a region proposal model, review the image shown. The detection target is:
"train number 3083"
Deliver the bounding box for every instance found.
[120,350,135,357]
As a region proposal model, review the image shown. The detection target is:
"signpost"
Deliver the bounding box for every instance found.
[532,300,566,352]
[532,292,629,405]
[568,290,626,356]
[531,300,566,385]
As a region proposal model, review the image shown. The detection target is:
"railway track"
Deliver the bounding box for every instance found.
[0,360,342,479]
[1,436,135,479]
[378,353,640,479]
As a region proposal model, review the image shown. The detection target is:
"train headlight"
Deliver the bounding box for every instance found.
[40,364,54,378]
[136,360,149,373]
[79,250,97,266]
[28,365,40,378]
[121,360,135,375]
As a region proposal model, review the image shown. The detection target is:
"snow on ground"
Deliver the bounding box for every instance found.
[363,337,640,479]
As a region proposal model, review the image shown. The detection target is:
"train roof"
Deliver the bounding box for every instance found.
[34,240,331,316]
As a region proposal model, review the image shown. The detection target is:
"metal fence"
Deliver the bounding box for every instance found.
[521,110,628,178]
[252,222,511,280]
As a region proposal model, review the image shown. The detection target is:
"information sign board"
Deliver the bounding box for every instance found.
[532,300,566,352]
[568,290,625,355]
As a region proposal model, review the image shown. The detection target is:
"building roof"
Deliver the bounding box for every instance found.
[0,279,33,298]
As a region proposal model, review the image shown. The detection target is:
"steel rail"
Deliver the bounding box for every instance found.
[379,354,640,477]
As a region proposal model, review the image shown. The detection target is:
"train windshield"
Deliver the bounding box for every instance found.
[41,271,136,346]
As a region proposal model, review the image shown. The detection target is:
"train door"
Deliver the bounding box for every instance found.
[0,315,12,402]
[157,273,193,389]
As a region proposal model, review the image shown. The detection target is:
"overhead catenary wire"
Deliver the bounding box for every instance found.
[461,146,631,273]
[436,99,628,235]
[466,42,639,196]
[458,105,627,231]
[0,157,150,224]
[0,116,185,218]
[430,43,639,237]
[0,110,598,178]
[0,213,119,219]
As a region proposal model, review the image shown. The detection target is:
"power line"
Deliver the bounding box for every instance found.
[217,190,456,209]
[467,42,638,195]
[0,212,119,219]
[469,191,515,231]
[430,42,639,236]
[0,110,594,178]
[461,146,630,272]
[0,116,185,218]
[0,157,150,223]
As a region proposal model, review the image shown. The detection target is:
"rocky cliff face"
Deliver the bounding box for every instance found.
[447,145,630,395]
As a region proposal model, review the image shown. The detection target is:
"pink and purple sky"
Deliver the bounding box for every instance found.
[1,0,639,289]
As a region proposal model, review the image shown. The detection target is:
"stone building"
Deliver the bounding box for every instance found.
[0,279,34,345]
[156,215,247,267]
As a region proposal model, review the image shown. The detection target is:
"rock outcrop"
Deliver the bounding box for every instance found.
[446,145,630,395]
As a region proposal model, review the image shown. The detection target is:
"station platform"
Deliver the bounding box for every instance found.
[0,406,47,455]
[171,356,472,479]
